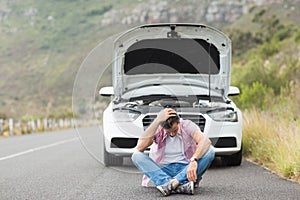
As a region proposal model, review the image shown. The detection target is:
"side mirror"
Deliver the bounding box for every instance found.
[99,86,114,97]
[228,86,240,96]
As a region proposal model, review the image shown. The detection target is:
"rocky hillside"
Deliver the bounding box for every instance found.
[100,0,298,27]
[101,0,247,27]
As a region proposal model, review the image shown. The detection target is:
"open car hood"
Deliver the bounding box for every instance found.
[112,23,232,99]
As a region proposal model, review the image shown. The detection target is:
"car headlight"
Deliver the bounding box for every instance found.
[207,109,238,122]
[112,111,140,122]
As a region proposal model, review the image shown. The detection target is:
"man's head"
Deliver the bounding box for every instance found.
[161,114,180,129]
[161,114,180,137]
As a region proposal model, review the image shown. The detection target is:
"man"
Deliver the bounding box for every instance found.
[131,108,215,197]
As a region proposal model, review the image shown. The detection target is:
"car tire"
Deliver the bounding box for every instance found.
[221,147,242,166]
[101,130,123,167]
[103,147,123,166]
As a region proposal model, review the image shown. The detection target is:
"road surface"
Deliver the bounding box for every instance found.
[0,127,299,200]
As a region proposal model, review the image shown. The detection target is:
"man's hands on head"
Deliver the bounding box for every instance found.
[137,108,177,151]
[156,108,177,123]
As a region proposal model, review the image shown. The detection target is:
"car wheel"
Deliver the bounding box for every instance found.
[221,147,242,166]
[101,130,123,167]
[103,146,123,166]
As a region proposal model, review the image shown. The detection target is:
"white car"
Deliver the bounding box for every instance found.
[100,23,242,167]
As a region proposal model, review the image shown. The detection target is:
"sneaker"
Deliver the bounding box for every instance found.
[156,179,179,197]
[195,177,202,188]
[175,181,194,195]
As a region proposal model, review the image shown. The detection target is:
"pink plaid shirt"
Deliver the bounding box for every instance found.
[142,118,200,186]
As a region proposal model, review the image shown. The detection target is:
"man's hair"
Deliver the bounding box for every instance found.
[161,115,180,129]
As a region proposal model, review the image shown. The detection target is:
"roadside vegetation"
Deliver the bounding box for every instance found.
[242,109,300,183]
[226,9,300,183]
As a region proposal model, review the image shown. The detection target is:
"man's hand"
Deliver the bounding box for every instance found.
[187,161,198,182]
[156,108,177,123]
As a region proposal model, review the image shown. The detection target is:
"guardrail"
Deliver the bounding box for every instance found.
[0,118,99,137]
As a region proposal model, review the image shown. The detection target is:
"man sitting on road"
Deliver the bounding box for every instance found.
[132,108,215,196]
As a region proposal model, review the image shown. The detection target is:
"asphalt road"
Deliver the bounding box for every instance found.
[0,127,299,200]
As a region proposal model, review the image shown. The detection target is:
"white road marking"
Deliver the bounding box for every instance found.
[0,137,79,161]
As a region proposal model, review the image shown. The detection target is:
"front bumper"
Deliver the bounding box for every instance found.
[102,110,242,157]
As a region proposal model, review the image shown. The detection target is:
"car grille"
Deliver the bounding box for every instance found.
[142,115,157,128]
[142,114,206,132]
[179,114,206,132]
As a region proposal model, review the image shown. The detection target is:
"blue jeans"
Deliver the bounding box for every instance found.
[131,146,215,186]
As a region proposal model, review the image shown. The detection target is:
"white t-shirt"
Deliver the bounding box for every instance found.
[160,134,188,165]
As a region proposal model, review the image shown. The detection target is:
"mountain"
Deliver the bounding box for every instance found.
[0,0,299,118]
